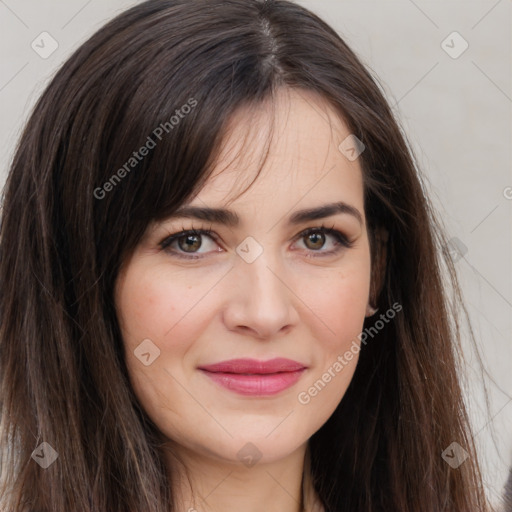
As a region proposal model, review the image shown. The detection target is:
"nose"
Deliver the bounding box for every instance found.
[222,249,299,340]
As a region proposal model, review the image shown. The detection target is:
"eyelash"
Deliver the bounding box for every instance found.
[159,223,354,260]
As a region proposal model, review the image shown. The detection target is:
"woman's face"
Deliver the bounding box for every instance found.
[115,88,372,466]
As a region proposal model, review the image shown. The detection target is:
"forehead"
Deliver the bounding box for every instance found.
[190,87,364,213]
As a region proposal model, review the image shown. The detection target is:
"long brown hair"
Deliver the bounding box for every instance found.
[0,0,490,510]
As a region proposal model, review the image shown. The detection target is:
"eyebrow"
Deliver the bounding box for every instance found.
[167,201,363,227]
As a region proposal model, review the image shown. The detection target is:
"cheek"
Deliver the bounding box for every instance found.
[115,265,210,427]
[301,256,371,350]
[319,276,368,336]
[295,257,370,411]
[116,264,212,352]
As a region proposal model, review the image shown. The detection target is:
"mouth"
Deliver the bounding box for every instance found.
[198,358,308,396]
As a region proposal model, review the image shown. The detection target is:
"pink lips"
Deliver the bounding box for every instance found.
[198,358,307,396]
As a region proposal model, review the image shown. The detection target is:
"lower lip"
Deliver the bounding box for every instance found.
[200,369,306,396]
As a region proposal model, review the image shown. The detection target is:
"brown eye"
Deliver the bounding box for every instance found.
[160,228,220,259]
[294,226,354,258]
[178,234,203,253]
[303,231,326,251]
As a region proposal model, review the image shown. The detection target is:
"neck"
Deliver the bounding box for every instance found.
[164,441,323,512]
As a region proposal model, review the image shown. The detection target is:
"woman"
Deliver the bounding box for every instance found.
[0,0,491,510]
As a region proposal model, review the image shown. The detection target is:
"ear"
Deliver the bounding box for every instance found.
[365,226,388,317]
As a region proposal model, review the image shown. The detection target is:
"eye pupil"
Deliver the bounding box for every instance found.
[305,232,325,250]
[180,234,201,252]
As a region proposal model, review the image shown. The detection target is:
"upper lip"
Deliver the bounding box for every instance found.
[198,358,307,374]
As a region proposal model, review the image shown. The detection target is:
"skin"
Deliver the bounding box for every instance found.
[115,87,373,512]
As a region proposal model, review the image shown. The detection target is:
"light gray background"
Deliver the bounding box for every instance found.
[1,0,511,508]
